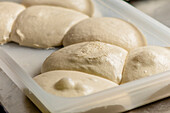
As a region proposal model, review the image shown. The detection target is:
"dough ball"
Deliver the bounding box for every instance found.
[10,5,88,48]
[22,0,94,16]
[0,2,25,45]
[121,46,170,84]
[34,70,118,97]
[41,42,128,84]
[63,17,147,51]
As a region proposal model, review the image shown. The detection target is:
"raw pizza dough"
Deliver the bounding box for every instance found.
[34,70,118,97]
[63,17,147,51]
[22,0,94,16]
[41,42,128,84]
[0,2,25,45]
[10,5,88,48]
[121,46,170,84]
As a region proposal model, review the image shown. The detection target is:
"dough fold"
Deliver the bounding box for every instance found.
[0,2,25,44]
[22,0,94,16]
[121,46,170,84]
[10,5,88,48]
[34,70,118,97]
[42,42,128,84]
[63,17,147,51]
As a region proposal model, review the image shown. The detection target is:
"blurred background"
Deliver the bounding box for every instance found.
[127,0,170,28]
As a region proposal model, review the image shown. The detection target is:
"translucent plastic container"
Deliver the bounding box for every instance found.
[0,0,170,113]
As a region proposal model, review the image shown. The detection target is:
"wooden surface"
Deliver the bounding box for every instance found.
[0,0,170,113]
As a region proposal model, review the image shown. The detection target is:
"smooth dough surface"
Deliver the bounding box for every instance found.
[22,0,94,16]
[34,70,118,97]
[121,46,170,84]
[10,5,88,48]
[41,42,128,84]
[63,17,147,51]
[0,2,25,44]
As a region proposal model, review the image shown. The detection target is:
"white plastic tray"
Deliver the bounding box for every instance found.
[0,0,170,113]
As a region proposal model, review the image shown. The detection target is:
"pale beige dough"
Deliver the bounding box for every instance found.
[34,70,118,97]
[0,2,25,45]
[63,17,147,51]
[22,0,94,16]
[10,5,88,48]
[41,42,128,84]
[121,46,170,84]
